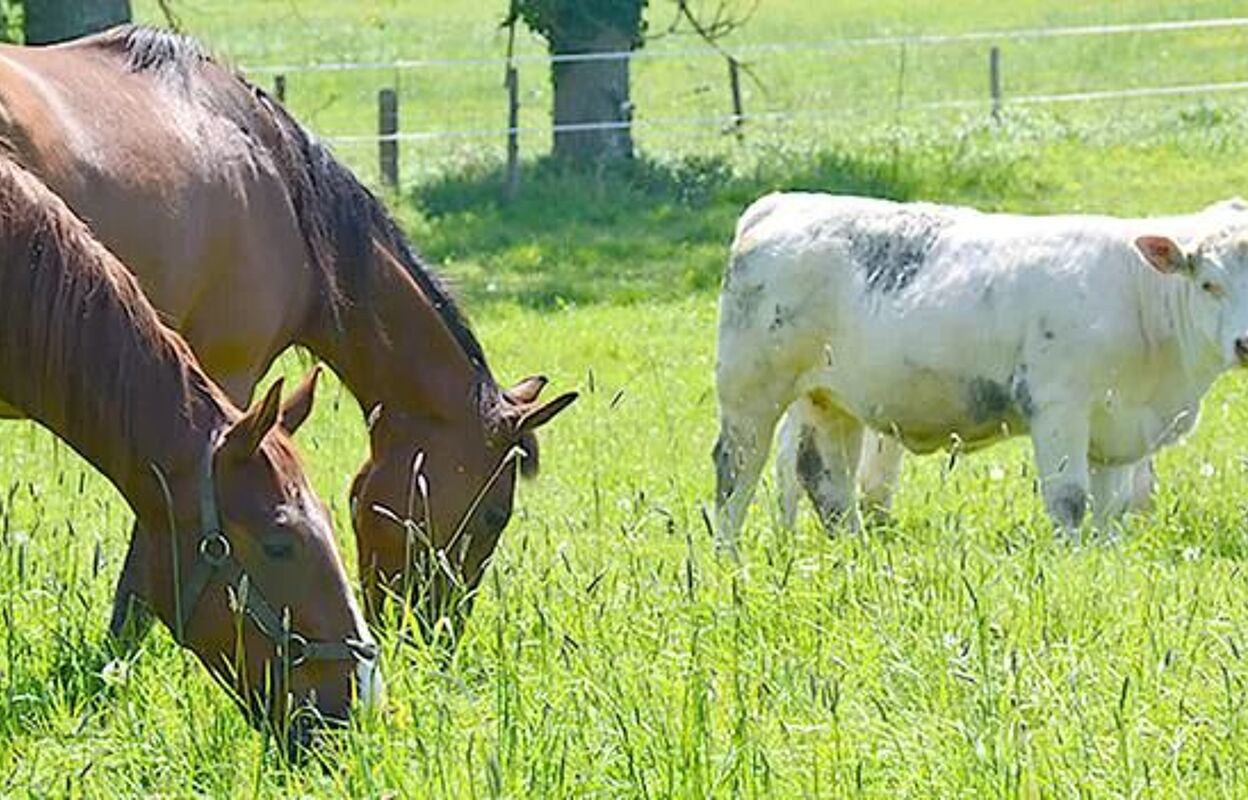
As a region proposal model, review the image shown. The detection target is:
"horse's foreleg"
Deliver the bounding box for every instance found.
[108,526,154,652]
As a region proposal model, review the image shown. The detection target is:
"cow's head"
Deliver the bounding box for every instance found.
[1136,229,1248,367]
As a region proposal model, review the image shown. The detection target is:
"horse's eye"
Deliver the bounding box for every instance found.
[262,535,296,560]
[1202,280,1226,297]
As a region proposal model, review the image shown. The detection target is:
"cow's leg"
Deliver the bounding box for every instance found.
[774,405,803,530]
[858,431,905,524]
[713,401,786,557]
[794,395,864,536]
[1089,462,1136,530]
[1028,409,1091,536]
[1127,457,1157,513]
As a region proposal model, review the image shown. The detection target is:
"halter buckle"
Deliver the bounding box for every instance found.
[348,638,379,662]
[199,532,231,566]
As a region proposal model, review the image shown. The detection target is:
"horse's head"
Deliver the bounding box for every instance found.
[349,375,576,636]
[137,370,380,743]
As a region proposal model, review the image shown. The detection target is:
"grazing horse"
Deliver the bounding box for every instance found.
[0,155,381,741]
[0,26,576,635]
[714,193,1248,552]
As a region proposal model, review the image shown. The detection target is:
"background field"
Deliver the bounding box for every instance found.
[4,1,1248,796]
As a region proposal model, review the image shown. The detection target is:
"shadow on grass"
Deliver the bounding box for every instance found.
[403,148,959,309]
[393,102,1248,310]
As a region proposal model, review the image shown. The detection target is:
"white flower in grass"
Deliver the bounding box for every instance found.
[101,659,130,687]
[1200,463,1216,479]
[1182,546,1202,562]
[988,465,1005,482]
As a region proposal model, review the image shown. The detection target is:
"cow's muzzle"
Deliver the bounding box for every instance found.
[1236,336,1248,366]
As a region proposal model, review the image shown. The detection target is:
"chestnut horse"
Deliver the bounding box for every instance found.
[0,154,381,741]
[0,26,576,636]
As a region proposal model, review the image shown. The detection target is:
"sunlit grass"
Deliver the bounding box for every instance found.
[6,298,1248,795]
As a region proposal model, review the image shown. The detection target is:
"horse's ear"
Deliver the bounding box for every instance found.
[221,378,285,462]
[280,365,322,436]
[516,391,578,435]
[505,375,548,405]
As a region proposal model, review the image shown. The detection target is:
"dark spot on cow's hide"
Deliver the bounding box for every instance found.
[712,431,740,505]
[967,378,1013,424]
[795,425,823,488]
[850,209,952,294]
[723,248,758,293]
[725,283,765,328]
[1051,484,1087,530]
[794,425,852,531]
[968,367,1034,427]
[1010,366,1035,419]
[769,303,796,332]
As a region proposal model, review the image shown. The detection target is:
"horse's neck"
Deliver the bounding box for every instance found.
[302,243,488,420]
[0,248,222,511]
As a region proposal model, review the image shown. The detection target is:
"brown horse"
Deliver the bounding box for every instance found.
[0,154,381,740]
[0,26,576,635]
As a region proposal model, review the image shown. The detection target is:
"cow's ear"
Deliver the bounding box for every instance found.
[1135,235,1191,275]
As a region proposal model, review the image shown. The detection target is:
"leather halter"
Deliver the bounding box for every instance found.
[174,438,377,671]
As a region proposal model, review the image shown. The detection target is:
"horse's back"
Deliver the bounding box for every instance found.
[0,31,314,398]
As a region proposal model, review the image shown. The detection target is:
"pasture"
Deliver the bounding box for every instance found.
[4,0,1248,795]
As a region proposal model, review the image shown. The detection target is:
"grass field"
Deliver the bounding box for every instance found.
[5,0,1248,796]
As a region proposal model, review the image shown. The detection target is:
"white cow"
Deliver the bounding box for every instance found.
[712,193,1248,553]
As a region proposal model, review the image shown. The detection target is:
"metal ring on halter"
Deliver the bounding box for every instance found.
[199,532,231,566]
[286,632,311,668]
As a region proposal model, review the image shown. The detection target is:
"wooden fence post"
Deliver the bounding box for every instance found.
[273,73,286,104]
[505,64,520,202]
[989,46,1002,122]
[378,88,399,189]
[727,57,744,141]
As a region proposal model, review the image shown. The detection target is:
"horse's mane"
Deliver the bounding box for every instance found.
[90,25,495,388]
[0,154,223,460]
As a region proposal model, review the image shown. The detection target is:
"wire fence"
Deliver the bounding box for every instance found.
[235,16,1248,187]
[241,17,1248,74]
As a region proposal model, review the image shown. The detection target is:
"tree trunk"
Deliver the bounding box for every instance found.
[25,0,132,46]
[550,27,635,164]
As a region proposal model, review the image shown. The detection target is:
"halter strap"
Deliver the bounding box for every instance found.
[175,438,377,669]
